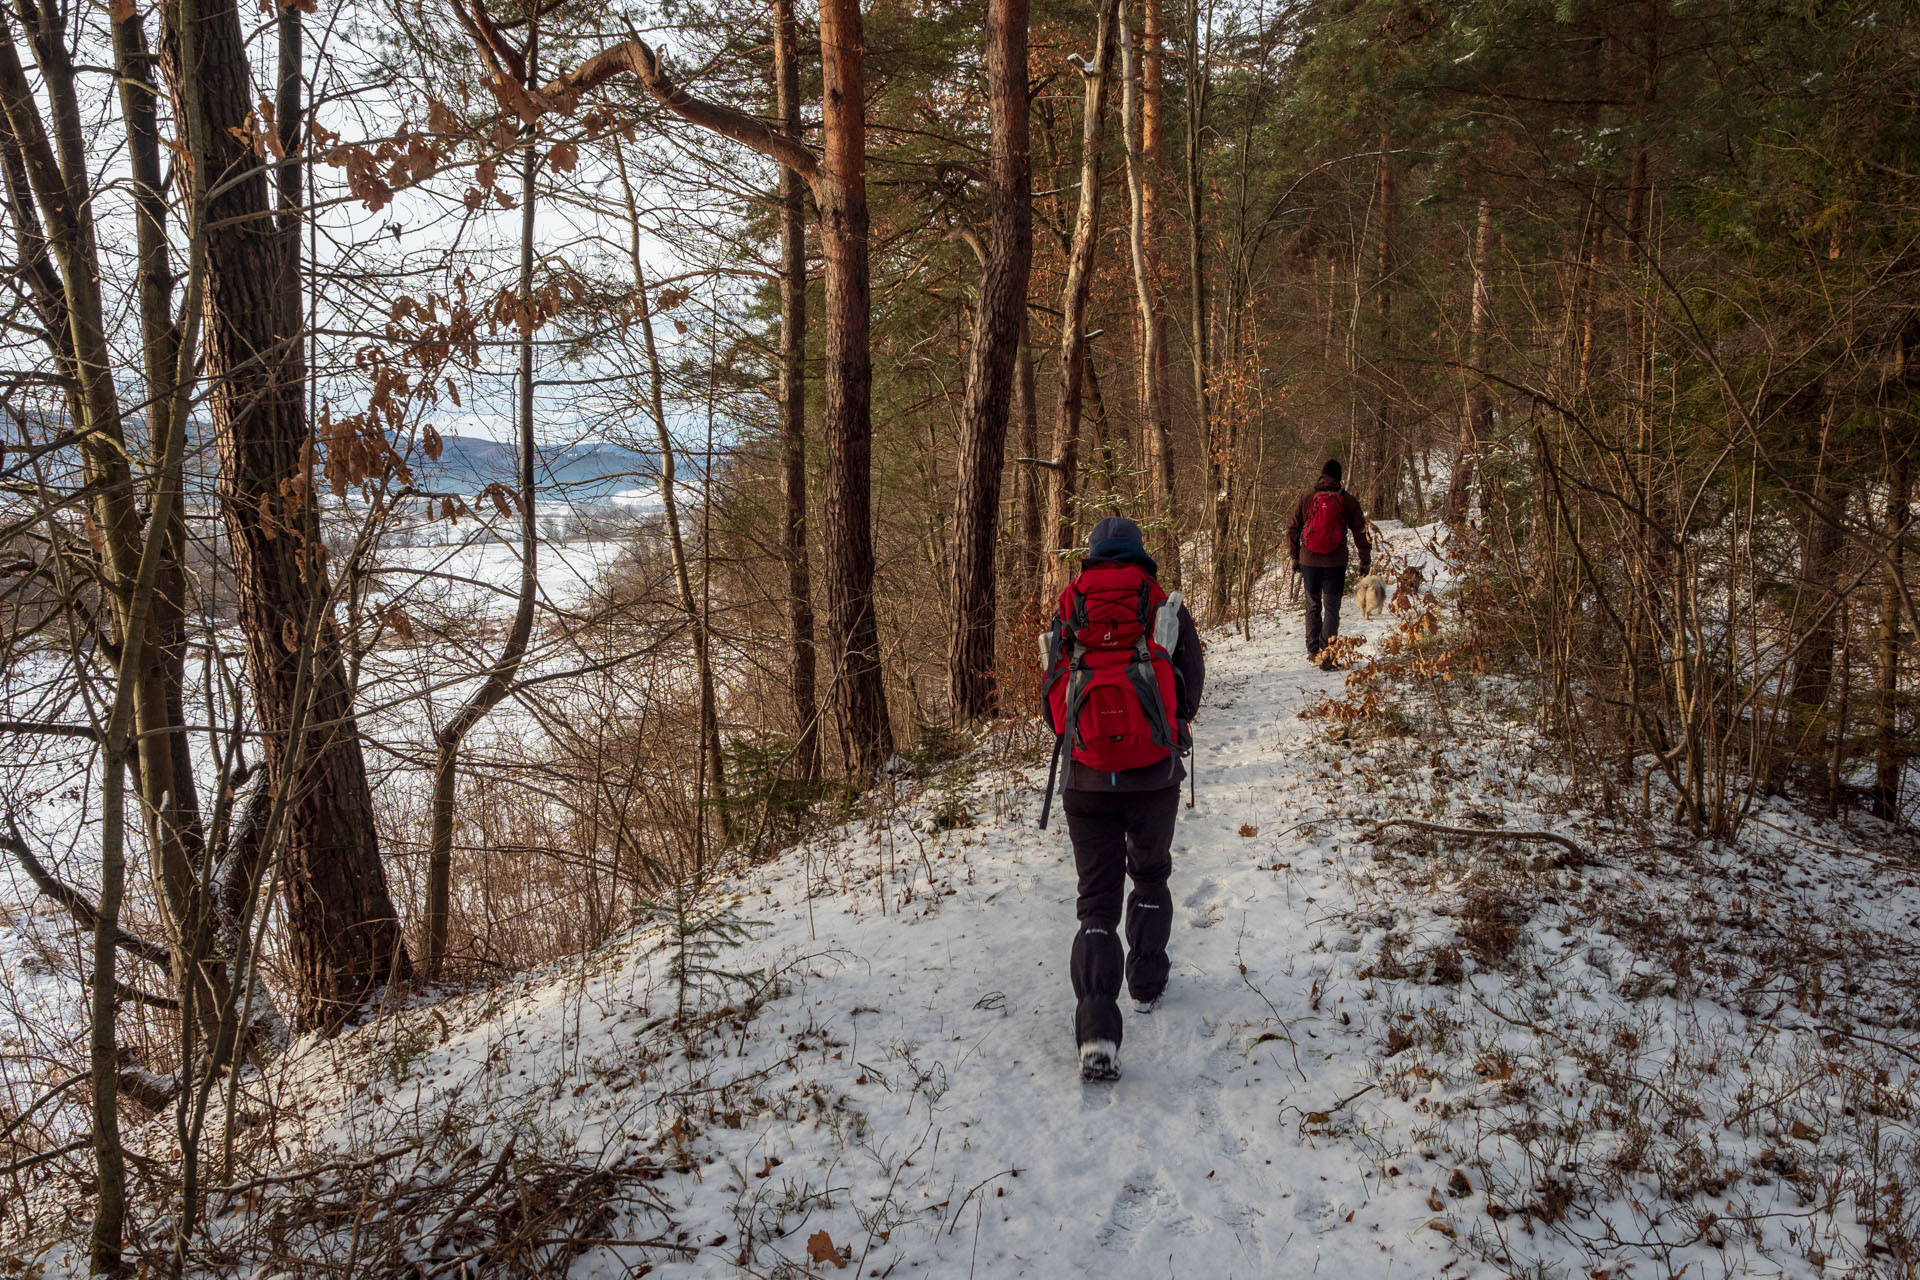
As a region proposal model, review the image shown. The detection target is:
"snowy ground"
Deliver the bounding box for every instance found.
[365,531,628,621]
[16,535,1920,1278]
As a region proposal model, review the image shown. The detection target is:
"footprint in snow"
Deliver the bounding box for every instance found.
[1097,1169,1202,1251]
[1177,1035,1252,1158]
[1183,878,1223,928]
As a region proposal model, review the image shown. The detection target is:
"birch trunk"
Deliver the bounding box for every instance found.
[1044,0,1121,595]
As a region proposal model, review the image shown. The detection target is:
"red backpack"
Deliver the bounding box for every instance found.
[1041,563,1178,772]
[1303,489,1347,556]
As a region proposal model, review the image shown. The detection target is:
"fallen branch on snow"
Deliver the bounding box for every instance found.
[1362,818,1587,862]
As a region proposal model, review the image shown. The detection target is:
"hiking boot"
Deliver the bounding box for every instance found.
[1078,1040,1121,1082]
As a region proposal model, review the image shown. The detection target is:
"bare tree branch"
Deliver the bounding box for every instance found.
[1,820,173,967]
[549,37,820,186]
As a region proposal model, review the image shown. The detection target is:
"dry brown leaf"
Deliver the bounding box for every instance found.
[805,1230,847,1269]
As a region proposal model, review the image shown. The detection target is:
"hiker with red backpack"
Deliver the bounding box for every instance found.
[1038,516,1204,1082]
[1285,459,1371,668]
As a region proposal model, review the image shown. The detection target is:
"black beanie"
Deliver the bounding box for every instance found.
[1322,459,1343,483]
[1086,515,1158,576]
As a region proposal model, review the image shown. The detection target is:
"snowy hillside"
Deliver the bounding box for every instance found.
[35,545,1919,1279]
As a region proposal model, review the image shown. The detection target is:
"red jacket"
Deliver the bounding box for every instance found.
[1285,476,1371,572]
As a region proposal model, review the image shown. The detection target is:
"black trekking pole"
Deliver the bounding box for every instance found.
[1186,744,1196,810]
[1038,732,1065,829]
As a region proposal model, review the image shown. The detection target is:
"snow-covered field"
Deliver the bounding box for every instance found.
[366,531,629,617]
[20,532,1913,1277]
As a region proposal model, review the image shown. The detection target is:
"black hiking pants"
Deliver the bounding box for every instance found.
[1301,564,1346,657]
[1063,784,1179,1050]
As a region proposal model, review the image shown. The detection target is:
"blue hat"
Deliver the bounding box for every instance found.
[1086,515,1158,576]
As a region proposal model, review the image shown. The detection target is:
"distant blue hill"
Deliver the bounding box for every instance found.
[1,416,660,506]
[403,434,659,502]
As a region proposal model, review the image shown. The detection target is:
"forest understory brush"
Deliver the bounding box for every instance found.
[1300,607,1920,1278]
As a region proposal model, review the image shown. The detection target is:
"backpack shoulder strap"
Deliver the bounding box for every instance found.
[1066,579,1090,631]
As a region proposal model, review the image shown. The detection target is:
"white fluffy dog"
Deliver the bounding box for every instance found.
[1352,573,1387,620]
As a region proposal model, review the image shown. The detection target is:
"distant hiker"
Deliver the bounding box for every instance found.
[1039,516,1204,1082]
[1285,459,1371,668]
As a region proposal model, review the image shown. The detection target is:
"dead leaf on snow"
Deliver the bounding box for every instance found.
[806,1229,847,1269]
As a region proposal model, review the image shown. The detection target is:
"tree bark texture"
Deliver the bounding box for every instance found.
[174,0,409,1029]
[817,0,894,775]
[947,0,1032,722]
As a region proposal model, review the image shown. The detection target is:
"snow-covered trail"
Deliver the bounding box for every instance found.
[127,541,1908,1280]
[227,588,1448,1280]
[644,596,1446,1278]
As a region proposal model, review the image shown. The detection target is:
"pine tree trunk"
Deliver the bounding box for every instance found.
[773,0,820,778]
[818,0,894,775]
[174,0,408,1029]
[948,0,1031,722]
[1045,0,1121,596]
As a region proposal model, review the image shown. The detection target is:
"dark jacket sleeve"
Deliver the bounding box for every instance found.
[1346,495,1372,574]
[1173,604,1204,723]
[1284,492,1306,565]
